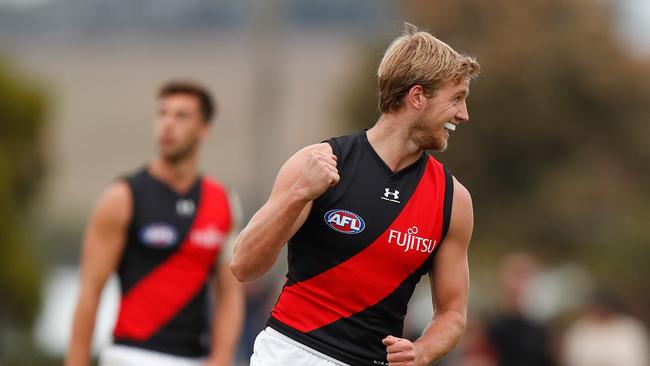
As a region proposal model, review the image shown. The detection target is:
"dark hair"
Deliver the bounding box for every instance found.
[158,81,216,123]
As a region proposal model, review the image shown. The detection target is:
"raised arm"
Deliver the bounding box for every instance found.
[65,181,131,366]
[383,177,473,366]
[230,143,338,282]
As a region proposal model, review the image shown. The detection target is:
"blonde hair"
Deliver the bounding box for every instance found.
[377,23,480,113]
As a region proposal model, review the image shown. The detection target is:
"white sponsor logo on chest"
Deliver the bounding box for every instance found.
[190,225,225,249]
[387,226,437,253]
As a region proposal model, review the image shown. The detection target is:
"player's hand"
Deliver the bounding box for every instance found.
[293,149,339,200]
[382,335,424,366]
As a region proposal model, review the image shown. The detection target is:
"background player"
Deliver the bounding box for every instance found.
[66,81,244,366]
[231,24,480,366]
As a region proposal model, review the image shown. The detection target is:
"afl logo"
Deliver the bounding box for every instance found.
[140,223,178,248]
[324,209,365,234]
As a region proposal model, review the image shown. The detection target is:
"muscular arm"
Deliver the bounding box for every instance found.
[230,143,338,282]
[65,182,131,366]
[384,178,473,366]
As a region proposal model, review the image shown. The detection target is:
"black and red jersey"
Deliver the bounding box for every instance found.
[269,131,454,366]
[112,168,232,357]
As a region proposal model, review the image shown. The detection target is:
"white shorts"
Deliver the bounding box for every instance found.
[99,345,205,366]
[250,327,349,366]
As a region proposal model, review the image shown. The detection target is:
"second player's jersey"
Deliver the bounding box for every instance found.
[269,131,454,366]
[112,168,232,357]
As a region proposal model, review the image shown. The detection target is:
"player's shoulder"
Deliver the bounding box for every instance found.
[200,175,237,211]
[297,142,333,155]
[101,179,132,205]
[201,175,227,192]
[284,142,333,166]
[291,131,368,162]
[452,176,471,201]
[271,142,334,190]
[121,166,148,185]
[91,180,133,225]
[450,176,473,218]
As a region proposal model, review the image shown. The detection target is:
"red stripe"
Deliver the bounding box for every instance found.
[272,157,446,332]
[114,178,231,340]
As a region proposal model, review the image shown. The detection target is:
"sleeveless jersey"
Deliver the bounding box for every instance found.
[112,168,232,357]
[268,131,454,366]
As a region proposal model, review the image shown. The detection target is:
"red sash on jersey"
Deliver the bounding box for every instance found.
[114,179,230,340]
[272,157,446,332]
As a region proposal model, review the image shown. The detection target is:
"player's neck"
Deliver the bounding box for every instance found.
[367,115,423,173]
[149,156,199,194]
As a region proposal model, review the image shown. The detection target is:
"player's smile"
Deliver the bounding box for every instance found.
[444,122,457,132]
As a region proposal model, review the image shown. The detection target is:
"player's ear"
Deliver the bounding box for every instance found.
[406,85,426,110]
[198,121,211,140]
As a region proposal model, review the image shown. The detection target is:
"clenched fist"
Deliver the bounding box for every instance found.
[383,335,424,366]
[293,149,340,201]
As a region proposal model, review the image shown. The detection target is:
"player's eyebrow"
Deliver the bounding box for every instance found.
[453,89,469,99]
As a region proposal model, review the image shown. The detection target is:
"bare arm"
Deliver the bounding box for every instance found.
[230,143,338,282]
[383,178,473,366]
[204,193,245,366]
[204,255,245,366]
[65,181,131,366]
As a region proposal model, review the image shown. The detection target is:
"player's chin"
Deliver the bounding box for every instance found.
[160,148,185,162]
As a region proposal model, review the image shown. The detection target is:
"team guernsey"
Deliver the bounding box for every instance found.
[268,131,454,366]
[112,168,232,358]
